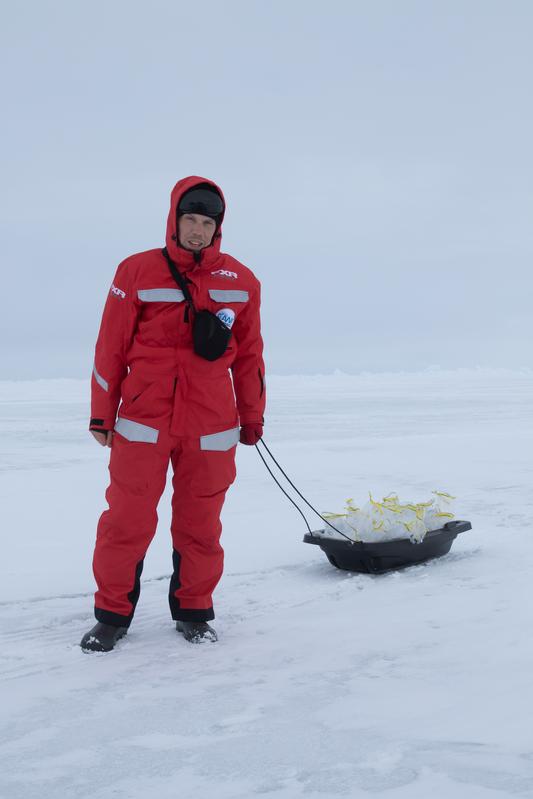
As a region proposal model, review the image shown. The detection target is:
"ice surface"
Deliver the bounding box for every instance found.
[1,368,533,798]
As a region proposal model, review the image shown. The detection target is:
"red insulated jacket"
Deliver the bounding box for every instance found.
[90,176,266,439]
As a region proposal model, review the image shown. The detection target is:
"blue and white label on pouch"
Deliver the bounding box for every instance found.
[216,308,235,329]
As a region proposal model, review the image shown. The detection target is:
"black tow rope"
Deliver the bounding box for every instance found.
[254,438,355,544]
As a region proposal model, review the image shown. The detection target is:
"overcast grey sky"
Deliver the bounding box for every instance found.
[1,0,532,378]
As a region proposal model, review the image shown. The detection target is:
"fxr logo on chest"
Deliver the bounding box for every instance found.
[211,269,238,280]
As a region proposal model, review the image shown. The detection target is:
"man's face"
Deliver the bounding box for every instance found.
[178,213,217,251]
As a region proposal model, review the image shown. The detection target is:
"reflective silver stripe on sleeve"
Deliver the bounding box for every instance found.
[208,289,249,303]
[200,426,240,451]
[114,417,159,444]
[93,362,109,392]
[137,288,185,302]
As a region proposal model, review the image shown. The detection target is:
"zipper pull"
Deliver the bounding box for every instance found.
[184,304,189,323]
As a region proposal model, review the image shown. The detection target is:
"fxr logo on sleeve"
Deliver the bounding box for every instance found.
[211,269,238,280]
[110,284,126,299]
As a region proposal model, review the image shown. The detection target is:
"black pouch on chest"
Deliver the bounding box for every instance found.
[162,248,232,362]
[193,309,232,361]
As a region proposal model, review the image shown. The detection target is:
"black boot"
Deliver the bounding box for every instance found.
[80,622,128,652]
[176,620,217,643]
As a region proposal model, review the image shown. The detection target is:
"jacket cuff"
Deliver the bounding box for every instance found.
[238,414,264,427]
[89,417,115,432]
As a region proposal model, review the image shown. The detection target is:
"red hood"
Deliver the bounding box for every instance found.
[165,175,226,271]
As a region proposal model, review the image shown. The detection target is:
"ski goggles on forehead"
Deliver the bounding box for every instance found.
[178,188,224,218]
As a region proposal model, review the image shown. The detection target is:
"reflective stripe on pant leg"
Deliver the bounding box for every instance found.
[115,416,159,444]
[169,438,237,621]
[199,426,239,451]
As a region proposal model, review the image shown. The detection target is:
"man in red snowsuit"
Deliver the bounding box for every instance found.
[81,176,266,651]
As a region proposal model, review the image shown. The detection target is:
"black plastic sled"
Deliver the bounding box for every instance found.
[304,520,472,574]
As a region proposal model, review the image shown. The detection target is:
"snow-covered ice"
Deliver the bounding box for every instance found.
[1,368,533,798]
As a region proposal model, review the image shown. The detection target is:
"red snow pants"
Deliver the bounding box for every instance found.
[92,421,237,627]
